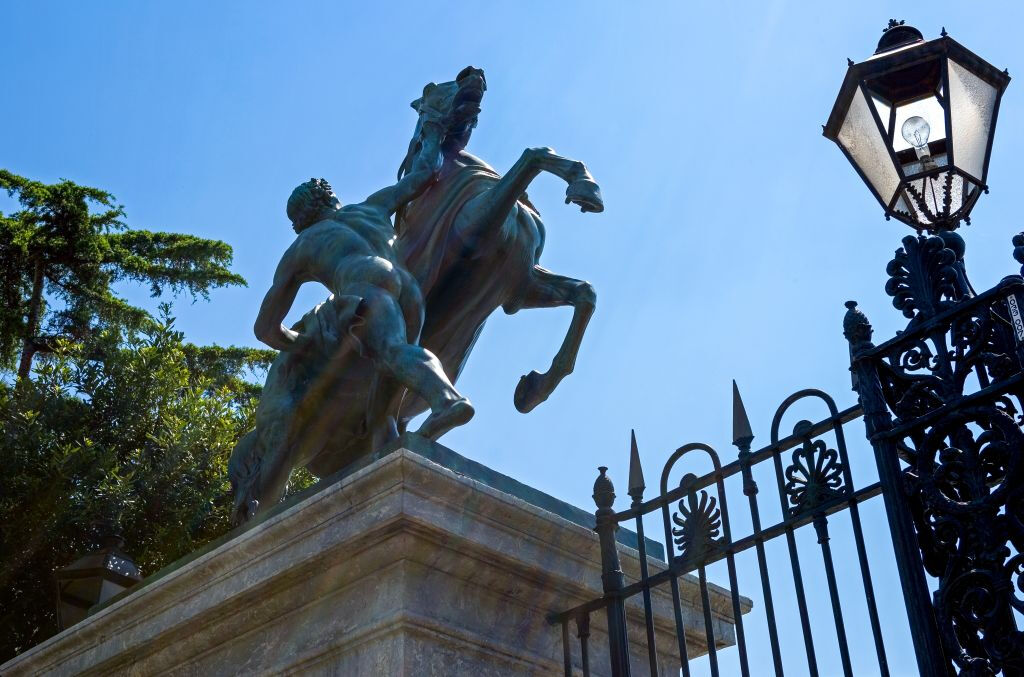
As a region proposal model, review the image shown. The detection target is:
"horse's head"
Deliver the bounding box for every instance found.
[399,67,486,183]
[410,66,486,153]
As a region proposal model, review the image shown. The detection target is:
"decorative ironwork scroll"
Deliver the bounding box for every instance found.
[847,231,1024,674]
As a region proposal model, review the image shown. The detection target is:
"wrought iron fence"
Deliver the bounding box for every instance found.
[549,388,892,677]
[551,232,1024,676]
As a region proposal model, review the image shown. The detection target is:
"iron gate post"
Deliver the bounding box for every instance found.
[845,302,949,676]
[593,467,632,677]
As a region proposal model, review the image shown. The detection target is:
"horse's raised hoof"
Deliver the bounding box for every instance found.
[416,398,475,440]
[565,179,604,214]
[514,370,553,413]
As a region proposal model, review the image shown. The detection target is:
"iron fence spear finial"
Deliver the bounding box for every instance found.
[732,380,755,449]
[628,429,645,502]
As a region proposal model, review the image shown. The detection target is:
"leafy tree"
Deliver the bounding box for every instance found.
[0,172,314,662]
[0,311,289,660]
[0,170,245,379]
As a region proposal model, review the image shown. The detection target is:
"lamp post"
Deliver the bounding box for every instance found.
[827,21,1023,675]
[55,535,141,631]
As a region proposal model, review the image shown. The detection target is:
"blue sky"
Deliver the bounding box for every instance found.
[4,2,1024,674]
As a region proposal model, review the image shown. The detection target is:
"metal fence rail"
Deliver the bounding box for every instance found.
[552,234,1024,676]
[549,388,891,677]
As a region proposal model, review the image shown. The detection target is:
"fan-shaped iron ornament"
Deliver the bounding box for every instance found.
[784,434,846,517]
[672,489,722,562]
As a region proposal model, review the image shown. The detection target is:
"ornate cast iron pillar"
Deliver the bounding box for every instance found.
[844,300,949,674]
[826,21,1020,673]
[845,231,1024,674]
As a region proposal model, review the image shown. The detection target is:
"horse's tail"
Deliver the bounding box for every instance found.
[227,430,262,525]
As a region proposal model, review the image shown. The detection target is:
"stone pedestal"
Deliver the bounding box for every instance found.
[1,436,748,676]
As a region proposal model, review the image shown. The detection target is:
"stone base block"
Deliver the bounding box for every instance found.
[2,436,746,676]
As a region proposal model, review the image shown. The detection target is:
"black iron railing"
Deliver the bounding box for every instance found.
[549,389,891,677]
[553,232,1024,676]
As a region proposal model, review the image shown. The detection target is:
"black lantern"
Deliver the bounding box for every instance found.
[824,20,1010,232]
[55,536,141,630]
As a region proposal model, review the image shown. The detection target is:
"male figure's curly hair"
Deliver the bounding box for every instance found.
[287,178,336,233]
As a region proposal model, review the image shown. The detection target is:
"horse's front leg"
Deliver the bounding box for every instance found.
[527,147,603,214]
[459,148,603,246]
[505,265,596,413]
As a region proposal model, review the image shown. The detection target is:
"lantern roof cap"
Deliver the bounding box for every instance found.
[875,20,924,55]
[56,538,142,585]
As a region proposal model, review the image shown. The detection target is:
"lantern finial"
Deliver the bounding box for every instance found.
[876,20,924,54]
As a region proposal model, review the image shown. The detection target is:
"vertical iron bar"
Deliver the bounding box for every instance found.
[812,515,854,676]
[593,467,632,677]
[662,500,692,677]
[628,433,660,677]
[739,448,785,676]
[847,499,891,675]
[697,563,720,677]
[772,452,820,677]
[721,554,749,677]
[833,416,890,676]
[634,514,659,675]
[847,312,948,675]
[861,403,948,673]
[562,619,572,677]
[577,612,591,677]
[713,479,750,677]
[732,381,777,676]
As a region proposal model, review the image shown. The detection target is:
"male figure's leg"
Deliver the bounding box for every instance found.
[357,286,473,440]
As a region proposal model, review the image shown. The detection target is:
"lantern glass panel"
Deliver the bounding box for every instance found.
[838,86,901,204]
[870,95,892,129]
[948,58,999,181]
[863,58,950,182]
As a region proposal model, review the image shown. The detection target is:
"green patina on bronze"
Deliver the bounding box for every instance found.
[228,67,603,523]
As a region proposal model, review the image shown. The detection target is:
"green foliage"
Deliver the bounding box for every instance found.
[0,170,246,377]
[0,171,313,662]
[0,311,298,661]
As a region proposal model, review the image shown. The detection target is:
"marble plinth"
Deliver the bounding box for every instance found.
[1,436,749,676]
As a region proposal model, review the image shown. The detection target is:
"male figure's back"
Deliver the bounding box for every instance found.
[231,120,472,523]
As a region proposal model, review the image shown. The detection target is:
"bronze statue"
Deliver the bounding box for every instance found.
[228,113,472,523]
[228,68,603,523]
[392,67,602,424]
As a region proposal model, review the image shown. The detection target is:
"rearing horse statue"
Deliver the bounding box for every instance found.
[229,67,602,522]
[386,66,603,426]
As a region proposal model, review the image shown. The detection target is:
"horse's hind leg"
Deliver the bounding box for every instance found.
[506,265,596,413]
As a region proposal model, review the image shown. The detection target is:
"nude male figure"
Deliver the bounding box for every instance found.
[253,121,473,443]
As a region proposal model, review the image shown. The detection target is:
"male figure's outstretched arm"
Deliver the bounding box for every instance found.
[254,250,302,351]
[363,121,444,216]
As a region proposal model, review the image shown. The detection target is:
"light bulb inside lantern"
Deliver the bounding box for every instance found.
[901,116,933,162]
